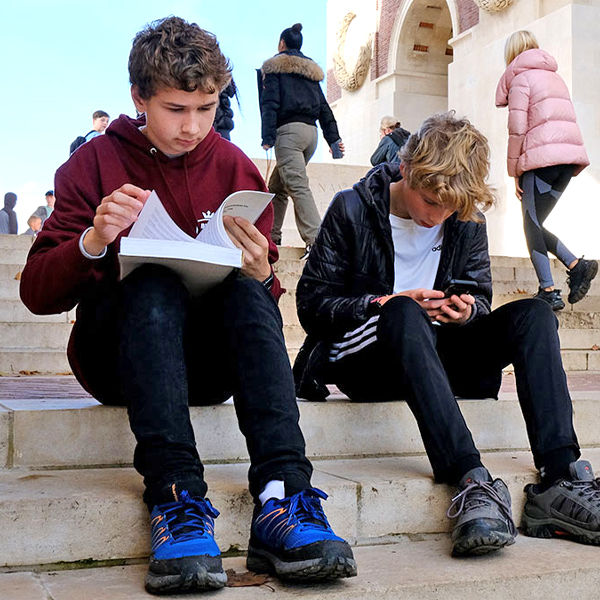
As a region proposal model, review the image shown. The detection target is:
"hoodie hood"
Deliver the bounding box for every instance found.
[496,48,558,107]
[388,127,411,149]
[3,192,16,210]
[261,50,324,82]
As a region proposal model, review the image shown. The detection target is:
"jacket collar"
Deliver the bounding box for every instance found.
[261,50,324,81]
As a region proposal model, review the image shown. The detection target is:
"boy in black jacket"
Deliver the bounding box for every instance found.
[295,112,600,557]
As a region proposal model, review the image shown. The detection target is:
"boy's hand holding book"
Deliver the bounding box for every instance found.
[118,189,274,296]
[223,215,271,281]
[86,184,151,256]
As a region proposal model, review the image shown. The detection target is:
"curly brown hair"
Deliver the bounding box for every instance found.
[129,16,232,99]
[399,111,495,222]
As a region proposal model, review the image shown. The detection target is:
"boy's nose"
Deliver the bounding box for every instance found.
[182,116,200,134]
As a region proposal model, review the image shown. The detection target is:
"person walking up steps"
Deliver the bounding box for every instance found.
[259,23,344,257]
[496,30,597,310]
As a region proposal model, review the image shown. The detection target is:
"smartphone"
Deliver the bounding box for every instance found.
[443,279,480,298]
[330,139,343,159]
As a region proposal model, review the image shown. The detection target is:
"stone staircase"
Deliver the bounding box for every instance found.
[2,232,600,598]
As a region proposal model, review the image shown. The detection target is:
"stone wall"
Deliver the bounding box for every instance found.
[252,159,369,246]
[325,0,600,257]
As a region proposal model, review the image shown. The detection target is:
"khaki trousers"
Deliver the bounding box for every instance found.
[268,122,320,246]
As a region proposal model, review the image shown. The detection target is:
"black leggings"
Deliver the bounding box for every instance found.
[520,164,578,288]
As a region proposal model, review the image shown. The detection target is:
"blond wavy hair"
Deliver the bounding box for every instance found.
[380,116,401,131]
[398,112,495,222]
[504,30,539,66]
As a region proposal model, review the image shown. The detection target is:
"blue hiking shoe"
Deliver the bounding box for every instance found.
[246,487,357,581]
[145,490,227,595]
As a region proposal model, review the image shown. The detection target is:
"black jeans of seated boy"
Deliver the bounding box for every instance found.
[71,264,312,508]
[330,296,580,484]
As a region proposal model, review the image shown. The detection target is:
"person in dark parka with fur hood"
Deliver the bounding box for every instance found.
[259,23,343,253]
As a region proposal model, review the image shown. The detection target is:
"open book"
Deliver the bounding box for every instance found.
[119,190,273,296]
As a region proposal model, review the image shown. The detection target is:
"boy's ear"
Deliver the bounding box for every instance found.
[399,162,406,177]
[131,86,146,113]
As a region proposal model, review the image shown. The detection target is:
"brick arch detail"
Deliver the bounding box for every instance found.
[375,0,479,79]
[326,0,479,102]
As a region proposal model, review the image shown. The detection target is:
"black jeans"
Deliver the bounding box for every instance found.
[332,296,579,484]
[71,265,312,508]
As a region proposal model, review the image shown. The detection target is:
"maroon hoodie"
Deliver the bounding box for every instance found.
[20,114,281,315]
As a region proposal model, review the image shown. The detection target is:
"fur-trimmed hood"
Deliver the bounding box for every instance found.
[261,50,324,82]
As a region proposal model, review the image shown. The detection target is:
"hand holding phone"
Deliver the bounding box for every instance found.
[330,139,344,159]
[443,279,480,298]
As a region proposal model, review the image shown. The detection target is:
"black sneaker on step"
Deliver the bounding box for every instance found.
[533,287,565,311]
[447,467,517,556]
[521,460,600,545]
[567,258,598,304]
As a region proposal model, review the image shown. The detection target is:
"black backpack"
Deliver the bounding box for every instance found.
[69,130,95,155]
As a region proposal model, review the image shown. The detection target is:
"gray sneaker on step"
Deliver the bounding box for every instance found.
[521,460,600,545]
[447,466,517,556]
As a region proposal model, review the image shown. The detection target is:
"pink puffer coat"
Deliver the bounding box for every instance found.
[496,48,588,177]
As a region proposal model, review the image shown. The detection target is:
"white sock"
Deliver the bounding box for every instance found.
[259,480,285,505]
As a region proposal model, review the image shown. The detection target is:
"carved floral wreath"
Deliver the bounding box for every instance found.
[332,12,373,92]
[473,0,515,12]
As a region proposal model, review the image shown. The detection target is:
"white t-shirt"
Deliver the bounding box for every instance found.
[389,213,444,293]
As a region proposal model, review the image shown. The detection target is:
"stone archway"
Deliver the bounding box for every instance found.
[389,0,454,132]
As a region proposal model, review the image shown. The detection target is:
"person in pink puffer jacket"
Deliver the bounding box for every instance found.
[496,30,597,310]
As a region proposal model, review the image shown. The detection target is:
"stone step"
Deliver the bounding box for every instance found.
[0,278,20,299]
[0,300,72,323]
[0,234,32,250]
[0,349,72,376]
[1,449,599,567]
[0,263,23,281]
[1,389,599,470]
[0,247,29,265]
[561,349,600,371]
[489,255,565,269]
[492,293,600,312]
[3,536,600,599]
[492,280,600,296]
[0,322,73,349]
[559,328,600,350]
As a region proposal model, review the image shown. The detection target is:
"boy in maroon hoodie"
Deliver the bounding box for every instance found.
[20,16,355,595]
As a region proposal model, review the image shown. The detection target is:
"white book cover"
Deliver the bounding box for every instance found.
[119,190,273,296]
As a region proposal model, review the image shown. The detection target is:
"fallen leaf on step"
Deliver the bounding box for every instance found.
[591,344,600,351]
[14,271,21,280]
[516,288,527,294]
[225,569,270,587]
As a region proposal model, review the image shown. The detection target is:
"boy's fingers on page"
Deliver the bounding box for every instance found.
[97,201,138,225]
[222,216,245,249]
[233,217,268,246]
[117,184,151,200]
